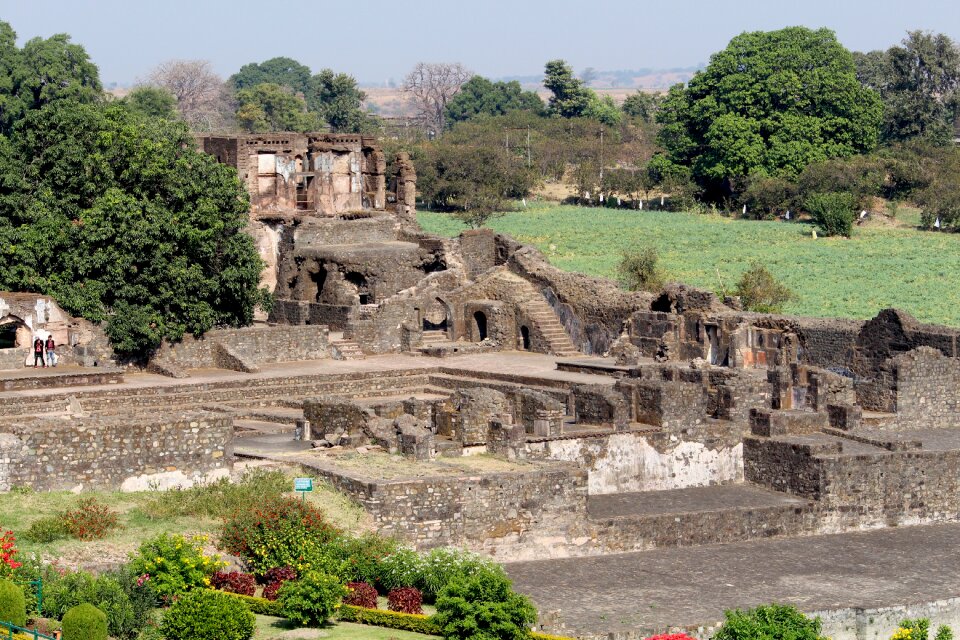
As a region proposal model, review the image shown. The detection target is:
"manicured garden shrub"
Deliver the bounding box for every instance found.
[0,579,26,627]
[337,604,441,635]
[344,581,378,609]
[421,548,508,603]
[278,571,347,626]
[0,530,22,578]
[23,516,69,543]
[261,566,297,601]
[160,590,255,640]
[61,603,107,640]
[332,532,402,583]
[63,497,120,540]
[892,618,954,640]
[214,590,284,616]
[433,571,537,640]
[375,548,426,594]
[41,570,140,639]
[713,604,825,640]
[388,587,423,614]
[129,533,225,602]
[645,634,697,640]
[219,496,342,576]
[211,571,256,596]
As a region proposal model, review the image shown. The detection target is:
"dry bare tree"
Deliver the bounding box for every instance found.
[144,59,234,131]
[403,62,472,133]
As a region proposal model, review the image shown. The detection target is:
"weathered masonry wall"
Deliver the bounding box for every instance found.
[0,412,233,491]
[525,431,744,495]
[891,347,960,428]
[153,325,330,372]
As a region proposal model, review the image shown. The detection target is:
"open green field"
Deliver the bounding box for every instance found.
[418,204,960,327]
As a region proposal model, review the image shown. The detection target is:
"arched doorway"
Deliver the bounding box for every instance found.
[520,325,531,350]
[473,311,488,342]
[0,317,30,350]
[423,298,449,332]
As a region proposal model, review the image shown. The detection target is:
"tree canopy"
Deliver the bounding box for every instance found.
[543,59,592,118]
[231,56,370,133]
[0,21,267,358]
[855,31,960,144]
[656,27,883,193]
[235,82,322,133]
[444,76,543,125]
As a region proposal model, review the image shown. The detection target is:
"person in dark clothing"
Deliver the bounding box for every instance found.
[45,336,56,367]
[33,337,45,368]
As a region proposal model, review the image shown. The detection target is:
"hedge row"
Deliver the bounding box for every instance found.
[220,590,577,640]
[213,591,283,617]
[337,604,441,635]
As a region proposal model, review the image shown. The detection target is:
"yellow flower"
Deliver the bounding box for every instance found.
[203,577,210,586]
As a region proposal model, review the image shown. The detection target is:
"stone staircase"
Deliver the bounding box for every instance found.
[490,271,579,357]
[330,339,365,360]
[421,330,449,346]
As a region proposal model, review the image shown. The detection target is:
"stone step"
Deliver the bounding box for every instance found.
[330,340,365,361]
[233,419,294,436]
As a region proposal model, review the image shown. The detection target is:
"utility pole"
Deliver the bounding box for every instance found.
[599,128,604,183]
[526,126,531,169]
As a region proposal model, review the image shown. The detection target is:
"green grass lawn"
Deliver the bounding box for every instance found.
[418,203,960,326]
[254,615,439,640]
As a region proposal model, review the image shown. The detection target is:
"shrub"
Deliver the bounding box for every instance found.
[388,587,423,614]
[734,263,794,313]
[333,533,402,584]
[0,531,22,578]
[741,175,798,220]
[108,566,160,639]
[0,579,26,627]
[41,570,140,639]
[645,635,697,640]
[434,571,537,640]
[61,603,107,640]
[375,548,426,594]
[214,590,284,617]
[23,517,69,544]
[892,618,954,640]
[129,533,225,602]
[161,590,255,640]
[805,191,856,237]
[344,581,378,609]
[261,566,297,601]
[278,571,347,627]
[210,571,256,596]
[713,604,825,640]
[337,604,441,635]
[63,497,120,540]
[421,548,508,603]
[219,496,342,576]
[618,245,666,293]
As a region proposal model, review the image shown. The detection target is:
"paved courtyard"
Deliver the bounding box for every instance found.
[507,522,960,637]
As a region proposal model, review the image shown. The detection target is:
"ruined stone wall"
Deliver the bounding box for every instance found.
[892,347,960,428]
[459,229,497,279]
[526,431,743,494]
[153,325,330,371]
[295,216,397,246]
[794,317,863,371]
[0,412,232,491]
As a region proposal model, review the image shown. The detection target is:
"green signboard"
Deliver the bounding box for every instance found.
[294,477,314,492]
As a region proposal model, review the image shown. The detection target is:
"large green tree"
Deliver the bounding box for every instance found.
[235,82,322,133]
[857,31,960,144]
[0,21,267,358]
[444,76,543,125]
[230,57,371,133]
[544,59,592,118]
[657,27,883,194]
[230,56,311,95]
[0,23,101,134]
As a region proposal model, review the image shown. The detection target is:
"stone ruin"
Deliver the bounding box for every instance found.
[2,131,960,636]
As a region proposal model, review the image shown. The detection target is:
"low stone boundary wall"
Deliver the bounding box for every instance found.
[0,410,232,491]
[0,369,124,392]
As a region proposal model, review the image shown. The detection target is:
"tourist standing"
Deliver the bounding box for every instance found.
[33,337,45,368]
[45,335,56,367]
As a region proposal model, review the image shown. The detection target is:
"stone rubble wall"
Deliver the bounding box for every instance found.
[152,325,330,372]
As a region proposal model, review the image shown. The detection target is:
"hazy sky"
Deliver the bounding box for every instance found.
[3,0,960,85]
